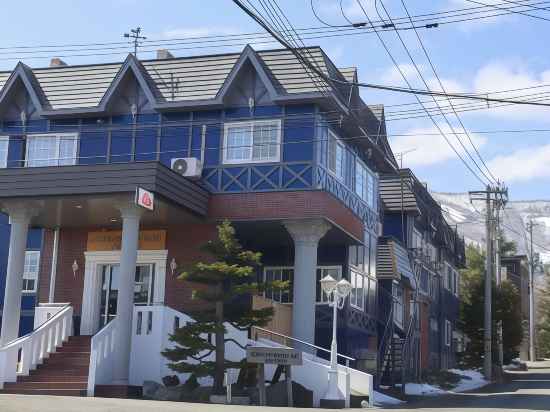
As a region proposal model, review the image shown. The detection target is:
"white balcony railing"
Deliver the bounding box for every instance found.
[0,304,73,389]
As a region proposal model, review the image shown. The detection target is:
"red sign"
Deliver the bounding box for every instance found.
[136,187,154,211]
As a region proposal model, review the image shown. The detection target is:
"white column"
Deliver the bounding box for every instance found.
[284,219,331,345]
[0,209,34,346]
[112,204,142,384]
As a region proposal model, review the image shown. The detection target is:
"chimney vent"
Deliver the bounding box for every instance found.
[50,58,67,67]
[156,49,174,60]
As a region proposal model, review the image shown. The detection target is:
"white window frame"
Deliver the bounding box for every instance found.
[350,269,366,311]
[22,250,40,293]
[263,266,294,304]
[393,282,404,328]
[25,133,78,167]
[0,136,8,168]
[327,130,345,181]
[222,119,281,165]
[445,319,452,347]
[317,265,343,304]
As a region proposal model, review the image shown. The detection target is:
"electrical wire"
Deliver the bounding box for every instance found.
[465,0,550,21]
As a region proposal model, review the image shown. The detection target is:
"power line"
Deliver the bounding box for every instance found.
[466,0,550,21]
[351,0,489,185]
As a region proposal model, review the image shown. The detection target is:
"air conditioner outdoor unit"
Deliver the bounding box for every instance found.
[171,157,203,179]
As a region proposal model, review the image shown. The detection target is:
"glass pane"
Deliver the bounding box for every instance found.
[226,125,251,161]
[134,265,151,305]
[0,139,8,168]
[27,136,57,167]
[252,122,278,161]
[59,137,76,165]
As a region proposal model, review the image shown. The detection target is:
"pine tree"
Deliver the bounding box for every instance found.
[162,220,286,395]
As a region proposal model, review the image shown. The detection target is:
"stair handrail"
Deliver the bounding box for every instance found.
[0,303,73,389]
[251,326,355,365]
[376,301,394,387]
[87,318,118,397]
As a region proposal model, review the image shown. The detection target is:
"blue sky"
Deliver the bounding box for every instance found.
[0,0,548,201]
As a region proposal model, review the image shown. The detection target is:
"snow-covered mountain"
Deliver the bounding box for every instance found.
[432,192,550,264]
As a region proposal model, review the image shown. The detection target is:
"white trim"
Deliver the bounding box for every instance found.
[327,129,345,182]
[0,136,8,168]
[22,250,40,294]
[25,132,78,167]
[222,119,281,165]
[263,266,294,304]
[80,249,168,335]
[349,268,365,311]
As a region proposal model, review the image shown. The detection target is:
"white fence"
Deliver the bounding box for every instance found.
[129,305,247,387]
[87,318,118,396]
[0,304,73,389]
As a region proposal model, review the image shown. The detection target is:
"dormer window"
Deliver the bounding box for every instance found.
[223,119,281,164]
[0,137,8,168]
[26,133,78,167]
[327,130,345,181]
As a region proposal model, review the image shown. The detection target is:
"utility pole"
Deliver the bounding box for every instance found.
[470,183,508,381]
[124,27,147,56]
[494,187,507,370]
[527,220,537,362]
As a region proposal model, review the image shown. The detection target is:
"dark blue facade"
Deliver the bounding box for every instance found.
[0,213,43,337]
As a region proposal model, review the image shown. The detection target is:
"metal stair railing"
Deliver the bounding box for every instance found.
[376,300,394,387]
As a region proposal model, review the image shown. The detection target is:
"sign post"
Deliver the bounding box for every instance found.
[246,346,302,407]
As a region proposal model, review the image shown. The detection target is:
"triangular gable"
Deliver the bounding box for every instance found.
[217,45,280,102]
[0,62,48,115]
[99,54,161,111]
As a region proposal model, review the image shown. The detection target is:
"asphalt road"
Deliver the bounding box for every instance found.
[387,360,550,412]
[0,361,548,411]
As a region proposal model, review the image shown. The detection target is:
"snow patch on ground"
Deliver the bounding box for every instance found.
[404,369,489,396]
[373,390,405,406]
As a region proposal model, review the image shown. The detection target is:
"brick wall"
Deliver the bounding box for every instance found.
[37,224,219,317]
[208,190,364,241]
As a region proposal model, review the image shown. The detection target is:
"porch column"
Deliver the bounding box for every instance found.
[0,208,34,346]
[284,219,331,345]
[112,204,142,384]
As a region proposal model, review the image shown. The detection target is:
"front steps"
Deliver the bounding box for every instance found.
[0,335,91,396]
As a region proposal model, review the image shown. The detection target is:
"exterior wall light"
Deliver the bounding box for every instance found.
[72,260,79,278]
[170,258,178,278]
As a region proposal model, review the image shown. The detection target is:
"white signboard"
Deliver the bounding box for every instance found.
[246,347,302,365]
[136,187,154,211]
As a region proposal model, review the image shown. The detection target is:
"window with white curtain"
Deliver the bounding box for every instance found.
[445,319,452,346]
[223,120,281,164]
[0,137,8,168]
[355,159,377,209]
[23,250,40,293]
[350,269,365,311]
[393,282,404,328]
[26,134,78,167]
[327,131,345,181]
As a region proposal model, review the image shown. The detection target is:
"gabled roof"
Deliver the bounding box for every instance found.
[216,45,279,102]
[99,54,161,110]
[0,62,49,113]
[0,46,351,117]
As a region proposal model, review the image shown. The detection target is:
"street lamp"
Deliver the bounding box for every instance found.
[320,275,352,408]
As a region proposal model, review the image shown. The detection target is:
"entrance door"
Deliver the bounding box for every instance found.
[99,263,155,328]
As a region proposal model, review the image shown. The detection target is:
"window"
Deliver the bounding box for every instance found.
[223,120,281,164]
[412,228,422,250]
[393,282,404,328]
[316,266,342,304]
[445,263,459,295]
[0,137,8,168]
[445,320,452,346]
[355,160,367,200]
[263,267,293,303]
[23,251,40,293]
[327,131,345,180]
[350,269,365,310]
[26,134,78,167]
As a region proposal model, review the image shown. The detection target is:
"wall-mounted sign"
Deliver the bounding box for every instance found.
[87,230,166,251]
[246,347,302,365]
[136,187,154,211]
